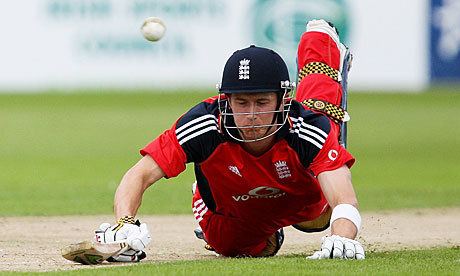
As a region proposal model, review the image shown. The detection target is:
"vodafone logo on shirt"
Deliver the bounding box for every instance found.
[328,149,338,161]
[232,186,286,202]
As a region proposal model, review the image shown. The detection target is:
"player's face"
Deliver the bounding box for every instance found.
[228,92,279,140]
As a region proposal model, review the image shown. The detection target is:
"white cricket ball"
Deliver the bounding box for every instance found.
[140,17,166,42]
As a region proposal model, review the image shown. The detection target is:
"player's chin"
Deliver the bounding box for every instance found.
[241,128,268,140]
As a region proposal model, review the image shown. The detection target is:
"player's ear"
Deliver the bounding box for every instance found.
[226,93,233,107]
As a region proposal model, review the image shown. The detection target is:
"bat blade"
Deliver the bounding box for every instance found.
[340,49,352,149]
[61,240,128,265]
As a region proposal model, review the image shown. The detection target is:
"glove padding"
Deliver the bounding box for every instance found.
[95,220,151,262]
[307,235,365,260]
[106,248,147,262]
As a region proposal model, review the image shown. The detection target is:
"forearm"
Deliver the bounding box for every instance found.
[113,155,165,219]
[318,165,360,239]
[114,170,147,218]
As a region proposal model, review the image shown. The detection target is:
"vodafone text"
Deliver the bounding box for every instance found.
[232,186,286,202]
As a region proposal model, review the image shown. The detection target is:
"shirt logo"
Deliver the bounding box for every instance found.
[228,165,242,177]
[274,160,291,179]
[328,150,338,161]
[239,59,250,80]
[232,186,286,202]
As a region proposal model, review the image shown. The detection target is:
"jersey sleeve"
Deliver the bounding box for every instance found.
[309,124,355,176]
[140,127,187,178]
[140,99,222,178]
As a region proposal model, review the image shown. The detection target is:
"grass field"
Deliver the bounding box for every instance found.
[1,88,459,216]
[45,247,460,275]
[1,88,459,274]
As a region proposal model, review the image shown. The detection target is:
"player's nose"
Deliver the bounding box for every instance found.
[245,103,258,120]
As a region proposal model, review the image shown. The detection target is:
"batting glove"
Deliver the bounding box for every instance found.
[106,248,147,263]
[95,216,151,262]
[307,235,365,260]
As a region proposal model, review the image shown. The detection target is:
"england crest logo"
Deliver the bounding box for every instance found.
[274,160,291,179]
[239,59,250,79]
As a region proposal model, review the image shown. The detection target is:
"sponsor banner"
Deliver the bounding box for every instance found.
[0,0,429,91]
[0,0,245,91]
[346,0,429,91]
[430,0,460,82]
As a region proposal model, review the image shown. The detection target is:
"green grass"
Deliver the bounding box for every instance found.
[0,91,209,216]
[0,88,459,215]
[347,90,460,210]
[40,247,457,275]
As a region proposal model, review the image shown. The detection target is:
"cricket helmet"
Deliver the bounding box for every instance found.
[217,45,296,142]
[218,45,292,94]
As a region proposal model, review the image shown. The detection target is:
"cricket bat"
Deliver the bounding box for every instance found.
[61,240,129,265]
[340,49,352,149]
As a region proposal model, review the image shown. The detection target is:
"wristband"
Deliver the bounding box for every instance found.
[330,204,361,232]
[117,215,136,224]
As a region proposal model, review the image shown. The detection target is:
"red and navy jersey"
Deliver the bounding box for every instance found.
[141,97,354,227]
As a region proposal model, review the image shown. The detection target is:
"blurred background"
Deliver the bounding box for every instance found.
[1,0,459,91]
[0,0,459,216]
